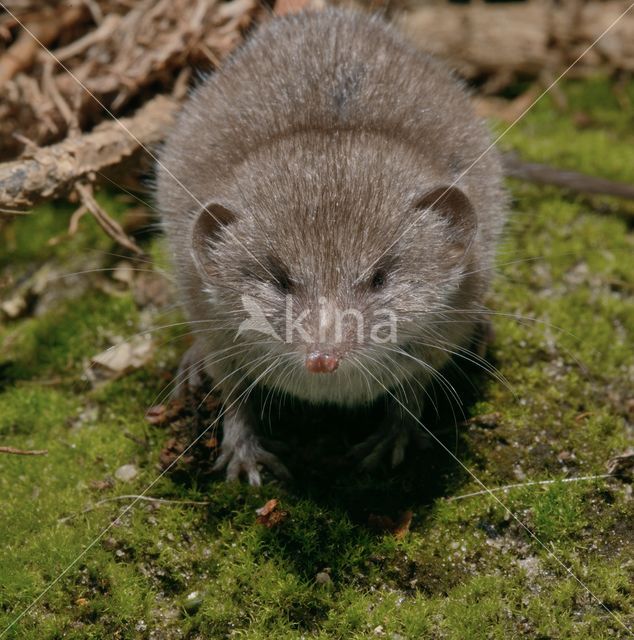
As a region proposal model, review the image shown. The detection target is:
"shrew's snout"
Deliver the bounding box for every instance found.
[305,350,339,374]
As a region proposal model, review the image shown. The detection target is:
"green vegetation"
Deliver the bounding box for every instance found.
[1,77,632,638]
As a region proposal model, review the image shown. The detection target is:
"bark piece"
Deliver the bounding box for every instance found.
[0,94,178,209]
[399,1,634,82]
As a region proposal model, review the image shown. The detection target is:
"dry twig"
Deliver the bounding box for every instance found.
[58,494,210,523]
[75,182,143,254]
[0,0,258,157]
[0,445,48,455]
[0,5,85,87]
[447,473,614,502]
[502,152,634,202]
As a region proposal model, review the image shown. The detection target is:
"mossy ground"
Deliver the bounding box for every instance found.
[1,78,633,639]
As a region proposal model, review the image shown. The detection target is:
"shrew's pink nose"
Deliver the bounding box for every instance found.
[305,351,339,374]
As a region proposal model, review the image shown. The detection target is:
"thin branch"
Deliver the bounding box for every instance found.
[0,446,48,456]
[0,208,30,215]
[0,6,85,88]
[75,182,143,255]
[52,13,121,63]
[447,473,613,502]
[502,152,634,202]
[58,494,210,523]
[42,60,79,134]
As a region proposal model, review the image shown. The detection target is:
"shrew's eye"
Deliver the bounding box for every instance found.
[275,270,293,293]
[370,268,387,290]
[366,255,397,291]
[267,254,293,294]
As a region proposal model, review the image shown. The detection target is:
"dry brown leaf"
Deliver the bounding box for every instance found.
[256,498,279,517]
[256,498,288,528]
[202,436,219,449]
[159,437,191,469]
[393,510,413,540]
[146,404,168,425]
[87,335,154,384]
[607,450,634,479]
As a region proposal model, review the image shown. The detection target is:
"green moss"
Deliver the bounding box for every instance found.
[4,293,139,381]
[498,76,634,183]
[1,76,633,638]
[0,190,131,271]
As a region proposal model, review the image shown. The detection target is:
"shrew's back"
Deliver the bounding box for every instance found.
[157,9,500,231]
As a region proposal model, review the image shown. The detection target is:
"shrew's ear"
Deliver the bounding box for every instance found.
[414,186,477,264]
[191,201,237,274]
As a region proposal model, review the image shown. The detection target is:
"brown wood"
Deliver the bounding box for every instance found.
[0,94,178,209]
[399,1,634,82]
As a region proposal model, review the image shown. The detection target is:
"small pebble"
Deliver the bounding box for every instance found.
[184,590,204,613]
[315,571,332,586]
[102,537,117,550]
[114,464,138,482]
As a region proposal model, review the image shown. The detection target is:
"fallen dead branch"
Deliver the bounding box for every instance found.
[0,0,258,251]
[0,93,177,210]
[3,114,634,217]
[58,494,210,523]
[501,152,634,202]
[399,0,634,89]
[447,473,614,502]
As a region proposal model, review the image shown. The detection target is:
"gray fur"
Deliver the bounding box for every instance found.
[156,9,507,483]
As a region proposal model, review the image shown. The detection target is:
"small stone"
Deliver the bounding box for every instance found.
[184,590,204,613]
[1,294,28,319]
[102,537,117,551]
[373,625,385,636]
[114,464,138,482]
[315,571,332,586]
[145,404,167,425]
[112,261,135,286]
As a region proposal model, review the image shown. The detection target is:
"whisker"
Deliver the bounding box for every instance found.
[151,340,271,407]
[379,345,463,429]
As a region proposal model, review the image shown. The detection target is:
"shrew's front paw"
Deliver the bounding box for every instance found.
[350,413,432,471]
[213,408,291,486]
[174,340,208,397]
